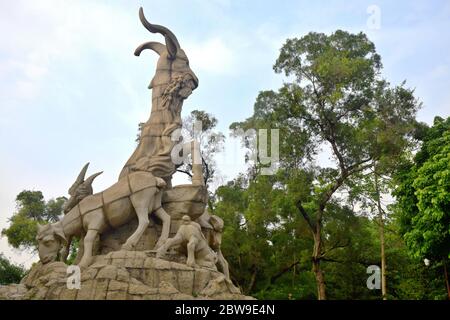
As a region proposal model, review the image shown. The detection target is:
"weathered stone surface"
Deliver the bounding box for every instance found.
[128,283,157,295]
[76,280,95,300]
[177,270,195,294]
[0,284,28,300]
[106,290,128,300]
[81,267,98,281]
[116,268,130,282]
[93,279,109,300]
[2,253,253,300]
[162,185,207,203]
[193,268,212,295]
[59,288,78,300]
[96,265,118,280]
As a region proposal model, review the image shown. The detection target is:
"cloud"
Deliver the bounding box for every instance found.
[429,64,449,79]
[185,37,237,75]
[0,0,141,103]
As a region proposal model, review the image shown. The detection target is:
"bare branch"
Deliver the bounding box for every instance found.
[296,200,315,231]
[270,260,301,284]
[201,156,210,185]
[321,240,351,257]
[347,158,373,174]
[176,169,192,177]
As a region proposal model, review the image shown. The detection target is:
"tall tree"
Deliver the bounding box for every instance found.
[342,79,421,299]
[231,31,420,299]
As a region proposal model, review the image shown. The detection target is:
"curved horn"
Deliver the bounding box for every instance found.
[135,41,166,56]
[138,7,179,59]
[83,171,103,187]
[68,163,89,195]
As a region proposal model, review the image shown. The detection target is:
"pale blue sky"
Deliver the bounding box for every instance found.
[1,0,449,266]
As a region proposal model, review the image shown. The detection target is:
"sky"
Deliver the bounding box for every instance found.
[1,0,449,267]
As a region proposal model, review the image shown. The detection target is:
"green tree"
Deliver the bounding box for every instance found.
[0,254,26,285]
[231,30,420,299]
[214,171,317,298]
[1,190,66,250]
[393,116,450,298]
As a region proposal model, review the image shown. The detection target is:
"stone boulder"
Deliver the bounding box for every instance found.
[7,250,253,300]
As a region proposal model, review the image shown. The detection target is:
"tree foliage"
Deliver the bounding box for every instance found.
[1,190,66,250]
[394,117,450,260]
[213,169,445,299]
[0,254,26,285]
[230,30,420,299]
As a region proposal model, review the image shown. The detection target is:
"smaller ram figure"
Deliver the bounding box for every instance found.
[36,163,171,268]
[156,215,217,270]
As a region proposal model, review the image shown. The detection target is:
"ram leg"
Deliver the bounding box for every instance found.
[154,207,171,249]
[123,190,152,250]
[78,229,98,268]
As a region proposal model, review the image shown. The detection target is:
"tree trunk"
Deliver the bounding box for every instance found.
[312,258,326,300]
[297,200,327,300]
[379,211,387,300]
[444,260,450,300]
[374,164,387,300]
[246,267,257,294]
[312,227,326,300]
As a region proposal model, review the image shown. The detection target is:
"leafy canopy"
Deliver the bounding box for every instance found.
[1,190,66,250]
[394,117,450,260]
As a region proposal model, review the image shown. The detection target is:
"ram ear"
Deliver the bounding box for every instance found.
[52,224,67,246]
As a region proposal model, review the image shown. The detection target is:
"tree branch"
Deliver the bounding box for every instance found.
[321,240,351,257]
[201,156,210,185]
[327,137,347,174]
[270,260,301,284]
[321,257,345,264]
[246,265,258,294]
[319,175,345,212]
[296,200,315,231]
[176,169,192,177]
[347,158,373,175]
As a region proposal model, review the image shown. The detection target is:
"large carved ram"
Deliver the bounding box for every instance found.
[119,7,199,185]
[36,163,171,268]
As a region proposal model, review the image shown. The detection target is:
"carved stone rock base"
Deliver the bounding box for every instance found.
[0,250,254,300]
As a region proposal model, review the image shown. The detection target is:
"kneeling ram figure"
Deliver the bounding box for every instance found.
[36,163,171,268]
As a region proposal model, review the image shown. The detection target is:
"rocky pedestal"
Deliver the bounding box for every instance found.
[0,250,253,300]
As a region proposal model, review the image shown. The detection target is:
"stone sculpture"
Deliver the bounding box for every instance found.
[119,7,199,187]
[36,167,170,268]
[197,210,231,280]
[156,215,218,269]
[0,7,253,300]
